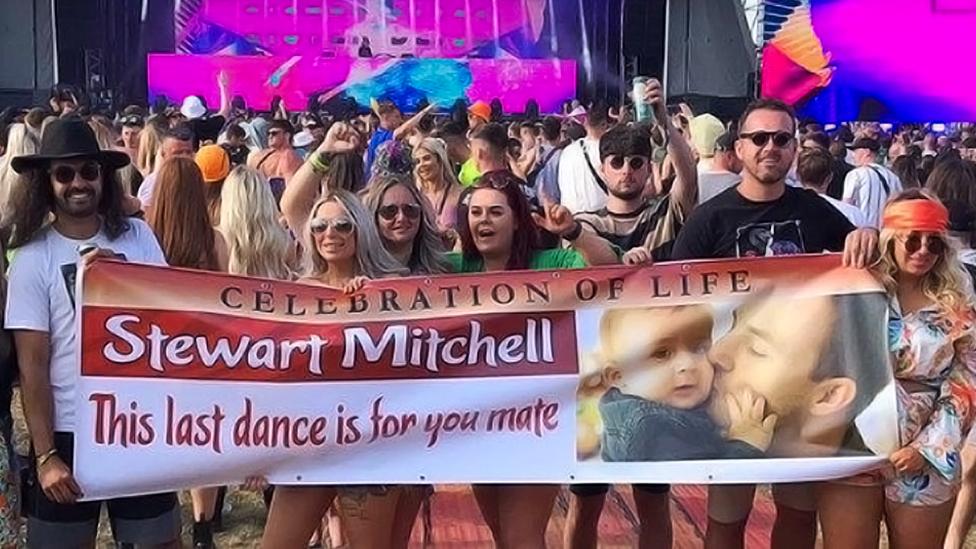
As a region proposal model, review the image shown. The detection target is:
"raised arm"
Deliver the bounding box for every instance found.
[644,79,697,217]
[393,103,437,141]
[217,71,231,119]
[280,123,360,232]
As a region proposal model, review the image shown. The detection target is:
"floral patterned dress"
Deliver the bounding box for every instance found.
[886,299,976,505]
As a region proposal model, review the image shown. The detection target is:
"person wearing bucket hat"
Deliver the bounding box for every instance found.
[2,117,181,548]
[196,144,231,225]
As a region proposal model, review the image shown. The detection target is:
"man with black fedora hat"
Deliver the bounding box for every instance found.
[3,117,181,548]
[842,136,903,228]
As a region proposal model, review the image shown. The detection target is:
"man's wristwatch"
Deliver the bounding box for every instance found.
[563,222,583,242]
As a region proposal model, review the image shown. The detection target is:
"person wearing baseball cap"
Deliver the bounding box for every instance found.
[4,117,179,549]
[843,136,904,227]
[697,131,743,204]
[196,144,231,224]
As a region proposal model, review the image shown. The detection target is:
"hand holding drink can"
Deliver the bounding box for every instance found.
[633,77,651,122]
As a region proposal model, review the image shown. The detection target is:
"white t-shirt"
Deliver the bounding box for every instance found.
[4,219,166,430]
[843,163,903,228]
[820,193,868,227]
[557,138,608,214]
[136,171,158,209]
[697,169,742,205]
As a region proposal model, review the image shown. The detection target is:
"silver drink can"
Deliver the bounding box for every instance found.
[633,77,651,122]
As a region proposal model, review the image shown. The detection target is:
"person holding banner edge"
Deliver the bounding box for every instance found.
[260,189,408,549]
[670,98,881,549]
[816,190,976,549]
[2,118,180,548]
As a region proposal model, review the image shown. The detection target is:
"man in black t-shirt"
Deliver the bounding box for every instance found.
[670,99,878,549]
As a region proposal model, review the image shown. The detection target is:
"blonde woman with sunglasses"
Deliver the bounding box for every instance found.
[817,189,976,549]
[260,190,406,549]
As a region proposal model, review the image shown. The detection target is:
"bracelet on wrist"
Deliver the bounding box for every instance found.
[36,448,58,469]
[309,153,329,175]
[563,222,583,242]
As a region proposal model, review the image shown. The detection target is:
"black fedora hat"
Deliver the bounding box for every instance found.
[11,117,130,174]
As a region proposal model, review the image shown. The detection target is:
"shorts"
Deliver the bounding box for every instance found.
[24,432,181,548]
[569,483,670,497]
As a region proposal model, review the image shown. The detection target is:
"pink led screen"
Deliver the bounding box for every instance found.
[160,1,576,112]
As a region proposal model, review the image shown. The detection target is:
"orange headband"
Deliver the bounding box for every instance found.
[882,199,949,232]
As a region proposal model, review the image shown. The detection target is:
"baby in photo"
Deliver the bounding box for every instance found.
[597,305,776,461]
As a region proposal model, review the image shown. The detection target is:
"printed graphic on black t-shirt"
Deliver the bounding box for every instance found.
[735,220,806,257]
[670,186,855,261]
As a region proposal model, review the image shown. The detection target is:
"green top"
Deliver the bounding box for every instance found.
[459,158,481,187]
[448,248,586,273]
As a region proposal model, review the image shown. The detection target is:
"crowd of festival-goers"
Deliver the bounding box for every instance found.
[1,74,976,549]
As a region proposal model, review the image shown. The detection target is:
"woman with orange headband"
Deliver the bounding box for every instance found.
[816,189,976,548]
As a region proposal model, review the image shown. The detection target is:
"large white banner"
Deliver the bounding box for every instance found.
[74,256,897,500]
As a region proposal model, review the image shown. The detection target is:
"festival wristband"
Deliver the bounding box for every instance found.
[36,448,58,469]
[310,153,329,175]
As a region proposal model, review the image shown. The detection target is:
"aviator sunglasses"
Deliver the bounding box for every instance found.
[902,232,946,255]
[377,203,422,221]
[52,162,101,184]
[739,131,795,148]
[310,217,355,235]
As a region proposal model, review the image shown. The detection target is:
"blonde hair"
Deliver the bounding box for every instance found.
[0,123,40,222]
[219,166,294,280]
[136,117,165,175]
[88,118,118,150]
[361,175,451,274]
[302,190,408,279]
[874,189,973,313]
[413,137,460,190]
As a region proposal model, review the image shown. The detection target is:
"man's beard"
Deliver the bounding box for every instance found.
[609,182,643,201]
[56,189,99,217]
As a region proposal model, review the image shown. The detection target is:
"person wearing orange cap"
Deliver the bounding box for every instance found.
[468,101,492,136]
[196,144,231,225]
[817,190,976,549]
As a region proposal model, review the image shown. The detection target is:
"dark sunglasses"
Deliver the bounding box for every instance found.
[309,217,355,235]
[52,162,100,184]
[903,232,946,255]
[377,203,421,221]
[268,129,286,137]
[740,131,795,148]
[608,155,647,171]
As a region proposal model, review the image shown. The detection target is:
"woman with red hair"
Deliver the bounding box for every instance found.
[450,170,583,547]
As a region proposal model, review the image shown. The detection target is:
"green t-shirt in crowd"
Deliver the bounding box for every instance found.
[447,249,586,273]
[459,158,481,187]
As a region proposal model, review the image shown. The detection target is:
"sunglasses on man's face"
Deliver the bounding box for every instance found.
[607,155,647,171]
[739,131,795,148]
[377,203,421,221]
[268,130,286,137]
[52,162,101,184]
[902,232,946,255]
[310,217,355,235]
